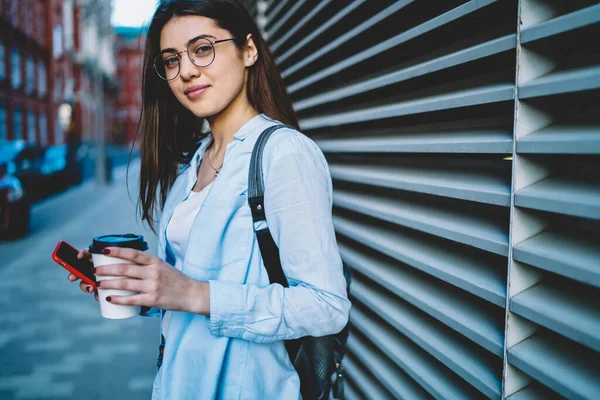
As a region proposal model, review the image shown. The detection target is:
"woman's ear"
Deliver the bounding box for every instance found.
[244,33,258,67]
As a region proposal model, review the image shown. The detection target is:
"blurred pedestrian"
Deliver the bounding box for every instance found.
[69,0,350,399]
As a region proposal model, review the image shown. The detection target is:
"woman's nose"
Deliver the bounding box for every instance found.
[179,53,200,81]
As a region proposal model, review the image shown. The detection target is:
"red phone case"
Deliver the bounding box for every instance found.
[52,241,96,288]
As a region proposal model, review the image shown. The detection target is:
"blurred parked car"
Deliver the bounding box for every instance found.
[41,144,69,195]
[0,156,31,239]
[0,140,46,202]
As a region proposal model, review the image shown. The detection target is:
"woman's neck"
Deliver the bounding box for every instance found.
[206,91,259,154]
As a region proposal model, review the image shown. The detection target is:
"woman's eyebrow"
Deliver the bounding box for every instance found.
[160,34,217,53]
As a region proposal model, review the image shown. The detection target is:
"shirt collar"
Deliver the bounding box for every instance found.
[233,113,271,141]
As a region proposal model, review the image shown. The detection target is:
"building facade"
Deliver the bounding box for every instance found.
[252,1,600,399]
[0,0,116,147]
[114,26,144,145]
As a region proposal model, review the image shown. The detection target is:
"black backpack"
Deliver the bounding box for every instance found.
[248,125,351,400]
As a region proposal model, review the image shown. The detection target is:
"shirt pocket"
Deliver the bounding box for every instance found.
[184,194,252,275]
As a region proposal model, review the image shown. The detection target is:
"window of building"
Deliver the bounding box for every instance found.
[25,56,35,94]
[0,105,7,141]
[11,48,21,89]
[14,108,22,139]
[38,60,47,97]
[0,42,5,80]
[27,110,36,144]
[39,112,47,146]
[53,24,63,59]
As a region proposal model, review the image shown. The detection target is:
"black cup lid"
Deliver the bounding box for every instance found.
[89,234,148,253]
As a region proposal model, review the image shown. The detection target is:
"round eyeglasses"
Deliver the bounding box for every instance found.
[153,37,236,81]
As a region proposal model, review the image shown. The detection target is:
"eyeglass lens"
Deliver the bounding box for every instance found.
[154,38,216,80]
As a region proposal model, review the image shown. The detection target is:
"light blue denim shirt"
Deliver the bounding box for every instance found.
[143,114,351,399]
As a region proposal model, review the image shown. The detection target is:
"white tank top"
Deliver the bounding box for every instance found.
[163,182,213,339]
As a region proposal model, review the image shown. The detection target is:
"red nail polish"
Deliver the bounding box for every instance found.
[91,267,96,274]
[96,280,101,288]
[102,248,111,255]
[106,296,112,302]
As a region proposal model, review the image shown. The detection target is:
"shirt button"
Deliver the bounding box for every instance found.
[222,328,229,335]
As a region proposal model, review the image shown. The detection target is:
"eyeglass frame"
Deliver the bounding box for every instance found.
[152,36,236,81]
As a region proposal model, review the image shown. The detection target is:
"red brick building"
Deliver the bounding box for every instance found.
[113,26,144,145]
[0,0,116,146]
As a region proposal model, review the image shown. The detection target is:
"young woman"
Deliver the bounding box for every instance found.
[69,0,350,398]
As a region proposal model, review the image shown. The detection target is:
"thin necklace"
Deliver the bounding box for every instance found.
[205,149,223,177]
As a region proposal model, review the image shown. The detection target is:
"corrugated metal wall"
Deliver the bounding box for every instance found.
[255,1,600,398]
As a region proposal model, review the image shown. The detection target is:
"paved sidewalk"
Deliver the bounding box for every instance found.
[0,163,160,399]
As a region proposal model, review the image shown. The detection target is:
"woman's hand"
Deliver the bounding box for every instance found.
[93,247,210,315]
[67,248,99,301]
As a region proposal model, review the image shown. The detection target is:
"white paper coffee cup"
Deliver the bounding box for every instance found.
[89,234,148,320]
[92,253,140,319]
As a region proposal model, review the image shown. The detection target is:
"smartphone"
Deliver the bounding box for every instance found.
[52,241,96,288]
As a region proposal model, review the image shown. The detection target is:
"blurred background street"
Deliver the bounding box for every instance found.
[0,161,159,399]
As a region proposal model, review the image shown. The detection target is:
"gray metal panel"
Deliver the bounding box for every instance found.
[265,0,307,39]
[334,190,509,255]
[334,216,507,306]
[270,0,332,52]
[343,355,396,400]
[317,128,513,154]
[341,243,504,351]
[517,124,600,154]
[508,336,600,399]
[350,300,499,399]
[300,85,515,130]
[520,3,600,44]
[276,0,365,64]
[288,0,499,93]
[346,336,435,400]
[510,284,600,352]
[514,177,600,219]
[281,0,415,78]
[330,163,511,206]
[294,34,517,109]
[513,231,600,288]
[519,65,600,99]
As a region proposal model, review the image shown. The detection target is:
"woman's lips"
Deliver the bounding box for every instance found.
[185,86,209,100]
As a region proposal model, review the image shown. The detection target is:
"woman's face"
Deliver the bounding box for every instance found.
[158,16,256,118]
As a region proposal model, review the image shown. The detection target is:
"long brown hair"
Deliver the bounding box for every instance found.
[134,0,298,232]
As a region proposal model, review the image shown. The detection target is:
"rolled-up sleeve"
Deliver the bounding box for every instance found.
[208,131,350,342]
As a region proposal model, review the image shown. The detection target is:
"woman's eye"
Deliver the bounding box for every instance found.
[194,45,213,56]
[163,57,178,68]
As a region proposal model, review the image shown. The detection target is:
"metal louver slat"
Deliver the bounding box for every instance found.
[281,0,414,79]
[520,3,600,43]
[276,0,365,64]
[265,0,307,39]
[513,231,600,288]
[334,190,508,255]
[517,124,600,154]
[300,84,515,130]
[346,335,434,399]
[350,301,493,399]
[510,284,600,352]
[287,0,498,93]
[269,0,332,51]
[334,216,507,306]
[330,163,510,206]
[508,335,600,399]
[294,34,516,111]
[514,177,600,219]
[343,355,396,400]
[341,243,504,353]
[518,65,600,99]
[317,127,513,154]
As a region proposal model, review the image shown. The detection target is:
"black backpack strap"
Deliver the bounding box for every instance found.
[248,124,293,288]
